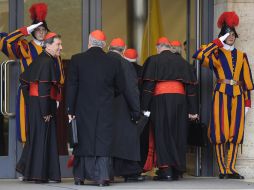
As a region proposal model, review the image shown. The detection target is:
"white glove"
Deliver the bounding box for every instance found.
[219,33,230,43]
[68,115,75,122]
[189,114,199,120]
[56,101,59,109]
[245,107,250,115]
[27,22,43,34]
[143,110,151,117]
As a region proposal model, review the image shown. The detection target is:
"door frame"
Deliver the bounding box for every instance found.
[186,0,214,176]
[0,0,23,179]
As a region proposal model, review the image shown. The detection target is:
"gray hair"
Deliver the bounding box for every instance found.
[43,34,61,48]
[89,34,105,48]
[156,43,170,49]
[169,46,182,54]
[108,46,125,53]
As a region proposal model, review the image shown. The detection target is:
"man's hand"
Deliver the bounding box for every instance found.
[68,115,76,122]
[131,112,140,124]
[245,107,250,115]
[56,101,60,109]
[189,114,199,121]
[27,22,43,34]
[142,110,151,117]
[219,33,230,43]
[43,115,52,122]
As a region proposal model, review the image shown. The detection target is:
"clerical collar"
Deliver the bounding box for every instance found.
[33,39,43,46]
[110,50,123,57]
[223,43,234,51]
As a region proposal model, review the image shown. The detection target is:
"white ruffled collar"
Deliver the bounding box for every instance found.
[223,43,234,51]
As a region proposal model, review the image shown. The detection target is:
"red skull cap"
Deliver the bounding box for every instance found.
[91,30,106,41]
[110,38,125,47]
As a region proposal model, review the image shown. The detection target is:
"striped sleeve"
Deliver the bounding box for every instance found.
[193,40,222,68]
[0,27,29,59]
[243,53,254,107]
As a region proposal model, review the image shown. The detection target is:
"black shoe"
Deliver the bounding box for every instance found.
[153,175,173,181]
[48,180,61,183]
[171,174,179,181]
[172,168,181,180]
[35,180,48,184]
[124,175,145,182]
[74,180,84,185]
[218,173,227,179]
[97,181,109,187]
[227,173,244,179]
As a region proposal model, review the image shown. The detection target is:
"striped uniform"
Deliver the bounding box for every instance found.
[0,28,64,143]
[193,38,254,175]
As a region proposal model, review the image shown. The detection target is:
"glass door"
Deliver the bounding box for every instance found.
[0,0,19,178]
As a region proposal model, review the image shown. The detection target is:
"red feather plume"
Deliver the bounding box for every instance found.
[217,11,239,28]
[29,3,48,21]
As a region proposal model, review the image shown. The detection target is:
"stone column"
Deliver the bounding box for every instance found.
[214,0,254,179]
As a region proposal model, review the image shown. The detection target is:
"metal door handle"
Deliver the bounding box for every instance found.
[0,60,16,117]
[0,61,6,115]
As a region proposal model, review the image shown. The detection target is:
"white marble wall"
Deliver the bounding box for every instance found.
[214,0,254,179]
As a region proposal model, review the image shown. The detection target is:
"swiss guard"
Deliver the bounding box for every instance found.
[193,11,254,179]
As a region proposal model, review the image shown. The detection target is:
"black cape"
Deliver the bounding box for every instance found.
[142,50,198,114]
[142,50,196,83]
[16,51,61,182]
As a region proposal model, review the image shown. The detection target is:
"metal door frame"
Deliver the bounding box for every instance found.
[0,60,19,178]
[186,0,214,176]
[0,0,94,178]
[0,0,22,179]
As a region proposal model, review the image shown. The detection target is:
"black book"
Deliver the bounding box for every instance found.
[68,119,78,147]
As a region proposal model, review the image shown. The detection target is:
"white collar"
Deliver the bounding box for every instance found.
[110,50,123,57]
[223,43,235,51]
[33,39,43,46]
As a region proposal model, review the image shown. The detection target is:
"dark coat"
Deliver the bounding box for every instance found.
[107,51,141,161]
[66,47,125,156]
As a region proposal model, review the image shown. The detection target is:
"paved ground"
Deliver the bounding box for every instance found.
[1,176,254,190]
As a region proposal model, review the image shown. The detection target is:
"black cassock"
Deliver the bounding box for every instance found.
[141,50,198,175]
[131,61,143,91]
[130,62,151,168]
[66,47,125,182]
[107,52,142,177]
[16,51,61,182]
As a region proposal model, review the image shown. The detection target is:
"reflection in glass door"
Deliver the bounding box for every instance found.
[0,0,19,178]
[0,0,9,158]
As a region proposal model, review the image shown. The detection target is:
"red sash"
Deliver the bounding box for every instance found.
[154,81,185,96]
[29,82,61,101]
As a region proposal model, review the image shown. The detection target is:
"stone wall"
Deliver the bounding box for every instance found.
[214,0,254,178]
